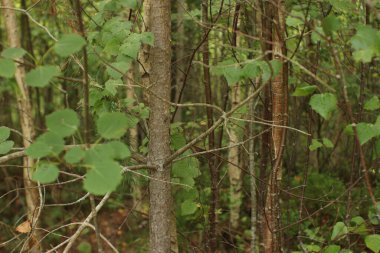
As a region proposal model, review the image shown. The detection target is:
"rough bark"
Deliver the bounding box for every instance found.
[140,0,176,252]
[1,0,41,251]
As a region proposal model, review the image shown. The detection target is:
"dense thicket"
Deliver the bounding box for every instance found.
[0,0,380,252]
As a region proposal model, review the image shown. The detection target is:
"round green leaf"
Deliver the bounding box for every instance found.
[32,163,59,184]
[105,141,131,160]
[309,93,337,119]
[26,141,52,159]
[25,65,61,87]
[96,112,128,139]
[331,222,348,240]
[54,34,86,57]
[0,58,16,78]
[181,200,198,216]
[64,147,85,164]
[25,132,64,159]
[365,234,380,253]
[0,126,11,143]
[324,245,341,253]
[83,159,122,195]
[46,109,79,137]
[1,48,27,59]
[364,96,380,111]
[0,141,14,155]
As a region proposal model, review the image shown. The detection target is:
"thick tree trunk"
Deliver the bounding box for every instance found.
[1,0,41,251]
[140,0,176,252]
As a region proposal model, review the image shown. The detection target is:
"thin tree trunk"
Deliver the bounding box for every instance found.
[140,0,176,252]
[201,0,219,251]
[228,2,242,231]
[1,0,41,251]
[173,0,187,123]
[262,0,287,252]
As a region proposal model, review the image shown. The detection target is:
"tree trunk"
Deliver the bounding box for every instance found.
[1,0,41,251]
[228,1,242,231]
[262,0,287,252]
[173,0,187,123]
[140,0,176,252]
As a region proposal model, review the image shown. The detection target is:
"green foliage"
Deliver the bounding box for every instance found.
[330,222,348,240]
[309,139,323,151]
[365,234,380,253]
[309,93,337,119]
[64,147,85,164]
[46,109,80,137]
[322,15,341,35]
[32,163,60,184]
[1,48,27,59]
[25,65,60,87]
[181,200,198,216]
[26,132,64,159]
[292,85,317,97]
[351,26,380,63]
[54,34,86,57]
[96,112,129,139]
[0,58,16,78]
[76,241,92,253]
[324,245,341,253]
[0,141,14,155]
[0,127,11,143]
[83,159,122,195]
[364,96,380,111]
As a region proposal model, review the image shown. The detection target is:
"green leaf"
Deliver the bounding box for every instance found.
[331,222,348,240]
[1,48,27,59]
[64,147,85,164]
[140,32,154,46]
[54,34,86,57]
[104,79,122,96]
[25,65,60,87]
[105,141,131,160]
[26,141,52,159]
[37,132,65,154]
[25,132,64,159]
[120,33,141,59]
[292,85,317,97]
[324,245,341,253]
[77,242,92,253]
[365,234,380,253]
[351,26,380,63]
[97,112,129,139]
[32,163,59,184]
[0,58,16,78]
[349,216,367,235]
[46,109,79,137]
[327,0,355,12]
[0,141,14,155]
[309,139,323,151]
[364,96,380,111]
[0,126,11,143]
[181,200,198,216]
[322,138,334,148]
[83,159,122,195]
[119,0,138,9]
[106,61,131,79]
[309,93,337,119]
[356,123,380,145]
[322,15,341,36]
